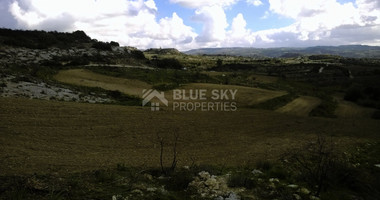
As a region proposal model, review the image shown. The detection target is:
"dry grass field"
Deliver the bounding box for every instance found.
[1,97,378,176]
[54,69,152,97]
[53,69,287,107]
[276,96,321,116]
[180,83,287,107]
[334,95,376,118]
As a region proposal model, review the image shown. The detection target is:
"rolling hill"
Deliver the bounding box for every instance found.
[185,45,380,58]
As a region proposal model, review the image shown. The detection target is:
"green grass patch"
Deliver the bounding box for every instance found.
[86,66,217,87]
[309,93,337,118]
[249,93,298,110]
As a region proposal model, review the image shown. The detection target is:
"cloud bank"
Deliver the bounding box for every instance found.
[1,0,379,50]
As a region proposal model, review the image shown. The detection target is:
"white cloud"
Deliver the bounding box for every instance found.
[246,0,263,6]
[169,0,238,8]
[250,0,380,47]
[2,0,380,50]
[224,13,255,47]
[7,0,197,50]
[193,5,229,44]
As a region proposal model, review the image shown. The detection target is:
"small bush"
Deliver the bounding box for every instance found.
[256,160,274,171]
[250,93,298,110]
[283,134,352,196]
[92,41,112,51]
[131,50,146,59]
[309,99,337,118]
[344,87,363,102]
[156,58,183,69]
[153,83,179,91]
[163,170,194,191]
[94,170,116,183]
[372,110,380,119]
[228,171,257,189]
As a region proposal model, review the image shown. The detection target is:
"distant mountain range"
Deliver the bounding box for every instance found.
[185,45,380,58]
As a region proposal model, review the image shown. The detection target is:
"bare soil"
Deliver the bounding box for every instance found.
[1,97,378,175]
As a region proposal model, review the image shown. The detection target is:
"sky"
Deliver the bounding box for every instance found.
[0,0,379,50]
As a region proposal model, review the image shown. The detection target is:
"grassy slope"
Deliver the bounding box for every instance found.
[54,69,152,97]
[276,96,321,116]
[1,97,379,175]
[53,69,288,107]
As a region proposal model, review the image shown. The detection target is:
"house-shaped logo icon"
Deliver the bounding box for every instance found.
[142,89,168,111]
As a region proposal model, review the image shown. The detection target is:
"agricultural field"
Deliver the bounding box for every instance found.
[276,96,321,116]
[1,29,380,200]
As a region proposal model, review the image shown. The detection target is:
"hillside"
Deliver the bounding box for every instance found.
[185,45,380,58]
[0,28,380,200]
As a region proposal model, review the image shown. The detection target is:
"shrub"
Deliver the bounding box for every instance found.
[344,87,363,102]
[283,134,352,196]
[156,58,183,69]
[372,110,380,119]
[131,50,146,59]
[92,41,112,51]
[153,83,179,91]
[228,171,257,189]
[163,170,194,191]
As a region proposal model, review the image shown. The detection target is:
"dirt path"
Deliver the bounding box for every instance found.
[276,96,321,116]
[54,69,152,97]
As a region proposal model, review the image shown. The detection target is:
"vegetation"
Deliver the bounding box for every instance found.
[345,85,380,109]
[1,138,378,200]
[250,93,298,110]
[1,28,380,199]
[0,28,92,49]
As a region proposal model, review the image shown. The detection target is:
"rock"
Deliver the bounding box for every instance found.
[375,164,380,168]
[268,182,276,189]
[199,171,211,180]
[183,165,190,170]
[146,187,156,192]
[251,169,263,175]
[293,193,301,200]
[269,178,280,183]
[112,195,128,200]
[143,173,153,181]
[225,192,241,200]
[132,183,147,191]
[287,184,299,189]
[299,187,310,195]
[131,189,143,196]
[188,171,229,198]
[310,196,320,200]
[205,176,219,189]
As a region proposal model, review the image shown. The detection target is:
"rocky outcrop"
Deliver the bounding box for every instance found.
[0,46,140,67]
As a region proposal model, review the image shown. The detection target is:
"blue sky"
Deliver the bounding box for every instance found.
[0,0,379,50]
[155,0,295,33]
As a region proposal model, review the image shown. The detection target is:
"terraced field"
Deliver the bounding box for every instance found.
[180,83,287,107]
[276,96,321,116]
[54,69,287,107]
[335,96,376,118]
[54,69,151,97]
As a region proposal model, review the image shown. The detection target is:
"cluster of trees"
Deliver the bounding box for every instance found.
[0,28,92,49]
[155,58,183,69]
[91,40,119,51]
[345,86,380,109]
